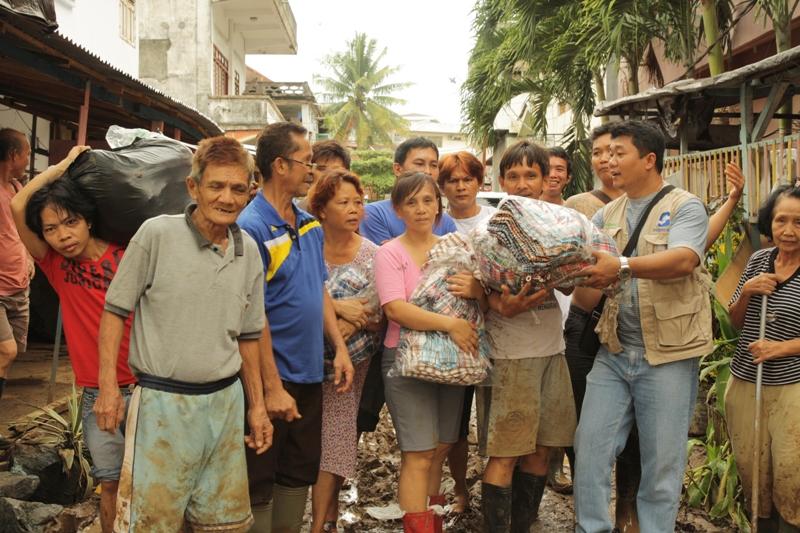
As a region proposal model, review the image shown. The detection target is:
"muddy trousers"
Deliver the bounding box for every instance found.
[250,485,309,533]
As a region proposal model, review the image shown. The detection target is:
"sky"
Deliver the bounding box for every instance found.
[246,1,477,127]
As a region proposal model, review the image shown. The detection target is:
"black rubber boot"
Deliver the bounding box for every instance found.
[511,470,546,533]
[481,482,512,533]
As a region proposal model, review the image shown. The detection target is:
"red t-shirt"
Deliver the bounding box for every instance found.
[37,244,135,387]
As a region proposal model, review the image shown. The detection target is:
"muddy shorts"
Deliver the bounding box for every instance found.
[477,353,576,457]
[81,386,132,482]
[115,380,252,533]
[0,289,29,353]
[382,347,465,452]
[246,380,322,505]
[725,376,800,526]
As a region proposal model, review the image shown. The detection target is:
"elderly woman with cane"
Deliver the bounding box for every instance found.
[727,184,800,532]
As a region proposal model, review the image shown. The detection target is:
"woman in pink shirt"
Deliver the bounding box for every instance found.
[375,172,483,532]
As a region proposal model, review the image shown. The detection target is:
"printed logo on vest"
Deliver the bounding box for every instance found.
[656,211,671,230]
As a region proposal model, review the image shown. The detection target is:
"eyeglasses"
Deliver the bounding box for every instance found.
[281,156,318,171]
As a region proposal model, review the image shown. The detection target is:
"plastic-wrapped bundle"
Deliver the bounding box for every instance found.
[323,264,382,380]
[67,136,193,244]
[391,233,492,385]
[474,196,618,293]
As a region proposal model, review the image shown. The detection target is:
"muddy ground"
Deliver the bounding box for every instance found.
[2,351,738,532]
[0,343,74,434]
[316,409,738,532]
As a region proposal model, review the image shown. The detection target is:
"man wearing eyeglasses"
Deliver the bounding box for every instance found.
[238,121,354,532]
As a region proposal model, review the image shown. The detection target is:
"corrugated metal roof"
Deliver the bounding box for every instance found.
[49,31,223,136]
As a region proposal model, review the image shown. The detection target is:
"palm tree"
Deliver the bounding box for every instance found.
[315,33,410,148]
[462,0,721,196]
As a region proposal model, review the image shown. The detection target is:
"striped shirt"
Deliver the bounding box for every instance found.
[730,247,800,385]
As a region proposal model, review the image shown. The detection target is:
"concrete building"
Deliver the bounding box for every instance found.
[137,0,298,135]
[240,67,321,142]
[394,114,472,155]
[54,0,141,77]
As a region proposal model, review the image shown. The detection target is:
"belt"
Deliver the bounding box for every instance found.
[568,304,591,319]
[136,373,239,395]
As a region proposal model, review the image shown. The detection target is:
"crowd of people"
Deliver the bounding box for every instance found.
[0,118,798,533]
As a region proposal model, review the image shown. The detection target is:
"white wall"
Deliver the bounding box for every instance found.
[54,0,139,77]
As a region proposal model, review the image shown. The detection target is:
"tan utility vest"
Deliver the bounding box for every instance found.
[595,186,714,365]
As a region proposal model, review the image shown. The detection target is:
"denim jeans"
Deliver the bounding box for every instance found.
[574,345,699,533]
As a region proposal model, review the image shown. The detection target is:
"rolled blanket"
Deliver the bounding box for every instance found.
[391,233,492,385]
[474,196,618,293]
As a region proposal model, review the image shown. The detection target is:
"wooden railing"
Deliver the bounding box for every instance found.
[664,134,800,218]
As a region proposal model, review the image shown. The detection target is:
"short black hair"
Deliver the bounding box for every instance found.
[390,171,442,226]
[255,121,308,181]
[312,140,351,170]
[547,146,571,176]
[394,137,439,166]
[590,123,613,143]
[499,140,549,178]
[757,185,800,240]
[0,128,26,162]
[609,120,665,173]
[25,179,97,239]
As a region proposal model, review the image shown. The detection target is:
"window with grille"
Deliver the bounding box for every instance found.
[213,46,229,96]
[234,71,240,95]
[120,0,136,45]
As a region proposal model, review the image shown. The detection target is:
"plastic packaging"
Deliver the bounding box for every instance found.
[323,264,382,381]
[390,233,492,385]
[67,136,193,244]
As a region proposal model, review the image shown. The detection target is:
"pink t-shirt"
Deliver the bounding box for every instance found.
[374,238,423,348]
[0,179,29,296]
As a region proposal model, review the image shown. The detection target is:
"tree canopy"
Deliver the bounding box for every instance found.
[315,33,410,149]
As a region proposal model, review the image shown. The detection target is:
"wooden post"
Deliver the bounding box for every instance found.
[739,83,759,250]
[151,120,164,133]
[173,128,182,141]
[28,115,36,182]
[77,81,91,145]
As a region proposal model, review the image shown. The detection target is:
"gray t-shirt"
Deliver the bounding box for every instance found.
[593,190,708,349]
[105,207,265,383]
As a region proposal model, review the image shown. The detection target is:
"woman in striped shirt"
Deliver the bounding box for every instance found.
[726,184,800,531]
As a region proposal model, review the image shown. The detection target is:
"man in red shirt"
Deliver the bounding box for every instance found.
[11,145,135,533]
[0,128,33,399]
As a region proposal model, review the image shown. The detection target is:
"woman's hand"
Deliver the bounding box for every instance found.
[742,273,779,297]
[337,318,357,340]
[447,317,478,356]
[334,298,370,328]
[447,271,485,300]
[749,339,791,364]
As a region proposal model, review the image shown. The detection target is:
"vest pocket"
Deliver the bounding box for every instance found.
[642,232,669,254]
[652,299,706,348]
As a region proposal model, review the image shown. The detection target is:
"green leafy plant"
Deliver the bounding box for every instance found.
[685,423,750,532]
[684,297,748,530]
[27,382,94,501]
[351,149,395,200]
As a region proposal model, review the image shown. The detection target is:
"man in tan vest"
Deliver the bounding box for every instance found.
[573,120,712,533]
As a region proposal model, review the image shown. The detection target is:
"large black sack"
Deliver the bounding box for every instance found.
[67,137,193,244]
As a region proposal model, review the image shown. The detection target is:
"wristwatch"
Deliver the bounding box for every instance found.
[618,256,632,282]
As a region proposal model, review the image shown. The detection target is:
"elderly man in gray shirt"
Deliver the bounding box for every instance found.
[94,136,272,533]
